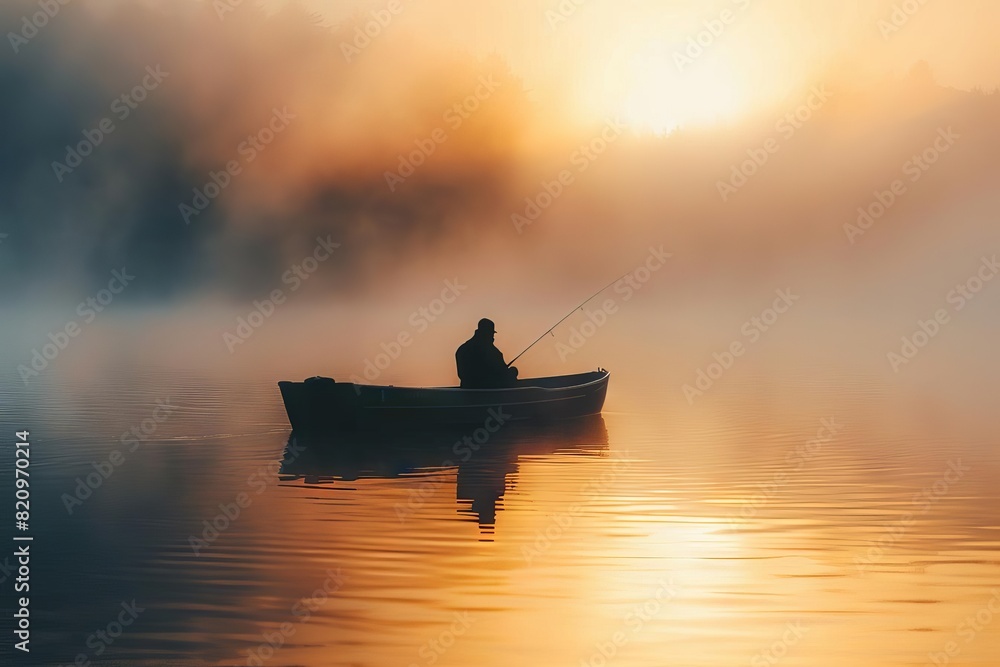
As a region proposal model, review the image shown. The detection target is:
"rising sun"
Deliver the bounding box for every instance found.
[618,44,751,135]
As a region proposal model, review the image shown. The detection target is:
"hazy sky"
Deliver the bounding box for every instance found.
[288,0,1000,130]
[2,0,998,307]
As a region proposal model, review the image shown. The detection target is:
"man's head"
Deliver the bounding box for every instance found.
[476,318,496,341]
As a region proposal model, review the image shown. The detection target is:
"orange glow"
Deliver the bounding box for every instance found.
[616,44,752,134]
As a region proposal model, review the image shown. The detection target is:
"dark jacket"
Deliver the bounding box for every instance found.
[456,334,516,388]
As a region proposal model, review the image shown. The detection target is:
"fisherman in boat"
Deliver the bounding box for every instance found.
[456,318,519,389]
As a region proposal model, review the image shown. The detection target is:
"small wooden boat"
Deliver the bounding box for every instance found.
[278,369,609,432]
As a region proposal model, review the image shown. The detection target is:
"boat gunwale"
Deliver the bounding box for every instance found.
[284,370,610,394]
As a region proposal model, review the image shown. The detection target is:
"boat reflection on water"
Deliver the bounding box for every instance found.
[278,415,609,539]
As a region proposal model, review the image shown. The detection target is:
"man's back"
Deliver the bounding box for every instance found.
[456,335,509,388]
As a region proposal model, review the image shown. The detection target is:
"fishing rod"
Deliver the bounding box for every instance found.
[506,272,631,368]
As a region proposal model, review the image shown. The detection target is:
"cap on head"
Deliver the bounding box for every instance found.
[477,318,497,334]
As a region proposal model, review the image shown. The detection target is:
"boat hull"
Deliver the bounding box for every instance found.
[278,370,609,432]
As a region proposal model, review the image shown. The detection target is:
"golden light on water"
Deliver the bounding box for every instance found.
[4,0,1000,665]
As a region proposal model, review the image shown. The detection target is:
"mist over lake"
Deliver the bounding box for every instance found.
[2,1,1000,666]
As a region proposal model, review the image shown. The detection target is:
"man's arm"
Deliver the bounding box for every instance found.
[489,344,513,373]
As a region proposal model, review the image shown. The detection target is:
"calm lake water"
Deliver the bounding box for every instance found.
[1,334,999,667]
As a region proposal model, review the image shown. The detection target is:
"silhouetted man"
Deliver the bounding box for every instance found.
[456,318,519,389]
